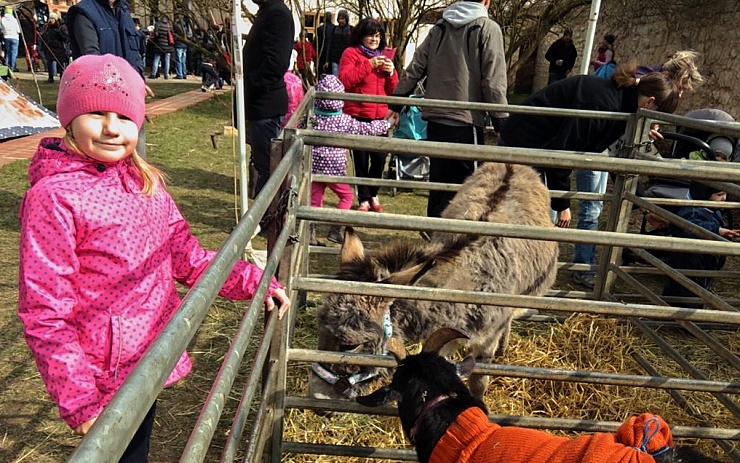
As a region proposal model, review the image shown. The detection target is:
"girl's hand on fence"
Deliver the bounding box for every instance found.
[266,287,291,319]
[74,417,97,436]
[649,123,662,140]
[556,208,571,228]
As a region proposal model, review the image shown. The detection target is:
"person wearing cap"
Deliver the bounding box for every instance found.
[329,10,352,76]
[545,29,577,85]
[17,54,290,461]
[389,0,509,219]
[1,7,21,72]
[42,11,69,83]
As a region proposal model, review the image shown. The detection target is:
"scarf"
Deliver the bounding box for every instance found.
[360,44,382,58]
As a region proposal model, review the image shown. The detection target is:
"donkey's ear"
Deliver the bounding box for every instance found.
[383,259,436,286]
[356,386,400,407]
[339,227,364,265]
[456,355,476,378]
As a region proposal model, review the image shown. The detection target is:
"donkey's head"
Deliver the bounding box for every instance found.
[356,328,480,448]
[309,228,439,403]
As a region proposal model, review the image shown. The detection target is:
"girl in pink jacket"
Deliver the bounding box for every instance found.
[17,54,290,462]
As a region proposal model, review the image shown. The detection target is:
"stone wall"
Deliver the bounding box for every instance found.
[532,1,739,119]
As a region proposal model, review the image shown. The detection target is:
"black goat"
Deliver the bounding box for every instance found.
[357,328,726,463]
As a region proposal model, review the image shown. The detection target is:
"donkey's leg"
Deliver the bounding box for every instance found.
[468,311,514,398]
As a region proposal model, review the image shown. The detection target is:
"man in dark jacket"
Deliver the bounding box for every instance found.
[242,0,294,195]
[329,9,351,76]
[545,29,577,84]
[66,0,143,75]
[314,11,333,75]
[149,15,174,79]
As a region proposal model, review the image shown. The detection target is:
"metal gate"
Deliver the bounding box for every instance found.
[68,90,740,462]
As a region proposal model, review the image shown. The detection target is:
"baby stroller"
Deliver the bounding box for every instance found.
[388,94,429,197]
[624,109,738,264]
[640,108,738,204]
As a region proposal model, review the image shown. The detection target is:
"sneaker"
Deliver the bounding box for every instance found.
[201,85,208,92]
[369,196,383,212]
[358,201,371,212]
[571,272,596,289]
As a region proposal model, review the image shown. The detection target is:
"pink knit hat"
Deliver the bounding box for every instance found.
[57,54,146,130]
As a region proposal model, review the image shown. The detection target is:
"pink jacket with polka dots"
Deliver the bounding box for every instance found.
[18,138,280,429]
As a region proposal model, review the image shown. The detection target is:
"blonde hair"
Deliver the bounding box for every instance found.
[662,50,703,91]
[63,132,167,195]
[612,60,680,114]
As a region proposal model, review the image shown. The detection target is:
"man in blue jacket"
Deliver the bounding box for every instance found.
[67,0,151,158]
[242,0,294,196]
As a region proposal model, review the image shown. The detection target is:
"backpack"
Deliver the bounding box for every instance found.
[394,95,427,141]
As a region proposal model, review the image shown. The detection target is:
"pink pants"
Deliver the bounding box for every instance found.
[311,181,354,210]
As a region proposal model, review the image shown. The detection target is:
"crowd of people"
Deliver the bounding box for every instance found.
[6,0,735,461]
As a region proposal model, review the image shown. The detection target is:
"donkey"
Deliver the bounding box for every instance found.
[357,328,724,463]
[309,162,559,402]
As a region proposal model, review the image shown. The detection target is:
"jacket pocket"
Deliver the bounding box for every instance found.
[109,316,122,379]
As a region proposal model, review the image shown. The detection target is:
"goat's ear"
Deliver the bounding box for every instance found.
[456,355,476,378]
[339,227,364,265]
[422,327,470,354]
[383,259,436,286]
[356,386,400,407]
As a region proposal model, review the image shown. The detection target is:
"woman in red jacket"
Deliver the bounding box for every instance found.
[338,18,398,212]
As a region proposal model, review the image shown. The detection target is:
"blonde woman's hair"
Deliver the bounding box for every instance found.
[662,50,703,91]
[612,60,680,114]
[63,132,166,195]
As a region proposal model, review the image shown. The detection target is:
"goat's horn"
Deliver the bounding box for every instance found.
[386,337,407,363]
[422,327,470,354]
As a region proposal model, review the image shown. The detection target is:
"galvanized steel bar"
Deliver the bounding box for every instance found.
[629,248,738,312]
[639,108,740,139]
[632,353,740,463]
[298,130,740,182]
[282,397,740,440]
[297,207,740,257]
[626,192,729,242]
[630,318,740,420]
[314,91,631,121]
[610,264,740,371]
[293,277,740,324]
[287,349,740,394]
[282,442,417,461]
[68,140,302,463]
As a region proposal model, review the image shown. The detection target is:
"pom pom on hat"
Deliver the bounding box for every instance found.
[57,54,146,130]
[616,413,673,455]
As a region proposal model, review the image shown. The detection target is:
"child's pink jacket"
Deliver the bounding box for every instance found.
[18,138,280,429]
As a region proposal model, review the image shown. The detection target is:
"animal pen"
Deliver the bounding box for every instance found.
[67,91,740,462]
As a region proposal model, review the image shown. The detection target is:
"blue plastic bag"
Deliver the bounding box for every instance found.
[394,97,427,140]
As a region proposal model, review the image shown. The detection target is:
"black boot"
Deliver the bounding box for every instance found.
[327,225,344,244]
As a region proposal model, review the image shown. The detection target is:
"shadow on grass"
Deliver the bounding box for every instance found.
[164,166,234,194]
[0,189,22,233]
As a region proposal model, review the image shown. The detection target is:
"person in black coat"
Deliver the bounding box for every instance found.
[499,62,680,227]
[42,12,68,82]
[314,11,333,75]
[242,0,294,196]
[149,15,174,78]
[544,29,577,84]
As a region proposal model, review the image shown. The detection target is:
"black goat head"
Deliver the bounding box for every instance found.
[355,328,475,408]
